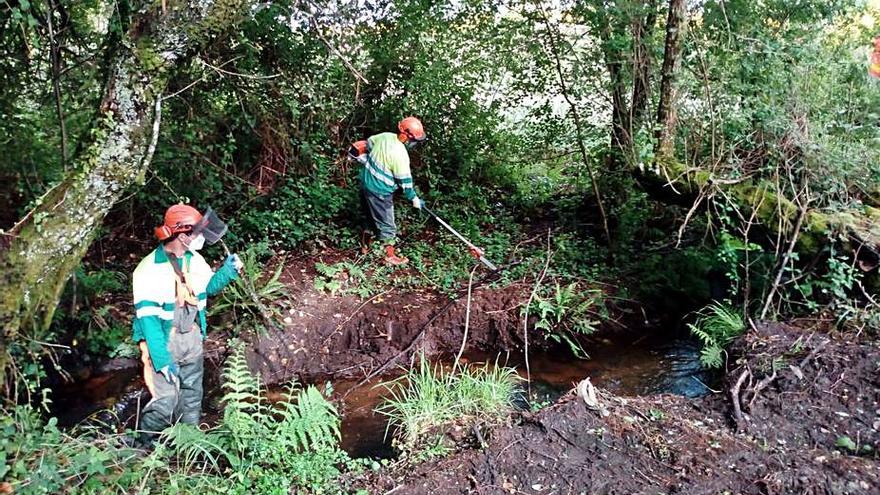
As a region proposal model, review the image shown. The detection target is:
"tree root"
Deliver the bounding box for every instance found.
[730,338,829,432]
[730,367,751,431]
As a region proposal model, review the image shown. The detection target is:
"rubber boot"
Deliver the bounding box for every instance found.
[383,245,408,266]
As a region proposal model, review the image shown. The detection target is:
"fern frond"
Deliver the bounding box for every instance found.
[688,303,745,369]
[163,423,239,471]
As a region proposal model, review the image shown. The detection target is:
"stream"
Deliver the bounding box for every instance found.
[51,337,712,459]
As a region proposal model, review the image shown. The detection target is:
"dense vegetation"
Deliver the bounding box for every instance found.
[1,0,879,492]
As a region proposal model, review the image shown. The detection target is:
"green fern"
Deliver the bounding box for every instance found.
[159,343,349,492]
[687,303,745,369]
[163,423,238,471]
[221,342,267,459]
[275,383,342,453]
[211,250,287,318]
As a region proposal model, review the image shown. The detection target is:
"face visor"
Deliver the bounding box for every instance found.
[190,207,228,245]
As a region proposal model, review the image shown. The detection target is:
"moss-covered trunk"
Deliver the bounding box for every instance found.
[0,0,245,384]
[643,159,880,261]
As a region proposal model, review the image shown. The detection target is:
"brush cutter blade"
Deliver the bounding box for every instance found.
[192,207,228,245]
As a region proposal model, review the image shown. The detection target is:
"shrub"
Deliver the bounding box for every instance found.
[157,343,352,493]
[687,303,746,369]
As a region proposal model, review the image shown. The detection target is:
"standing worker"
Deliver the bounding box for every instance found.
[131,204,242,442]
[348,117,427,265]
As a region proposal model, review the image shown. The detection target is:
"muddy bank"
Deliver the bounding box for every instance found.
[355,323,880,494]
[245,258,543,384]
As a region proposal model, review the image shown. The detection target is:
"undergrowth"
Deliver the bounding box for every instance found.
[688,303,746,369]
[377,354,519,461]
[1,344,358,495]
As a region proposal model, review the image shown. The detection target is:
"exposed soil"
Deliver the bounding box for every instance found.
[236,251,545,384]
[353,322,880,494]
[51,250,880,494]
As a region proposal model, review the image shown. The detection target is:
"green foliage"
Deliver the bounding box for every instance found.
[530,281,603,358]
[377,354,518,456]
[75,268,127,295]
[145,343,354,494]
[239,167,357,250]
[212,245,287,326]
[687,303,746,369]
[0,344,356,494]
[160,343,351,493]
[313,260,380,298]
[0,405,137,494]
[78,305,132,357]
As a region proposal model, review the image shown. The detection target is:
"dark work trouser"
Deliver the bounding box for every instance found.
[360,187,397,242]
[139,326,204,435]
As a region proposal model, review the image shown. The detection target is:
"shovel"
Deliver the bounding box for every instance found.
[422,206,498,271]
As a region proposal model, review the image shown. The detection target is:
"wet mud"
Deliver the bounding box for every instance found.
[355,322,880,494]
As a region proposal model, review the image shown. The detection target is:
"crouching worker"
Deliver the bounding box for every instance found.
[132,204,242,442]
[348,116,427,266]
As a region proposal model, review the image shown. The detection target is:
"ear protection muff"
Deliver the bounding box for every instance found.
[155,225,173,240]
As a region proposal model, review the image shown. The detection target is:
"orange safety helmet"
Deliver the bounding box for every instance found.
[155,204,203,240]
[398,117,426,143]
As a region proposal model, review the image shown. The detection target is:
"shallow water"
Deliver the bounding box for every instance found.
[324,338,712,459]
[52,337,711,459]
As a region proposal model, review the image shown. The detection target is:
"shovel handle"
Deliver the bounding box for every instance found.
[478,256,498,272]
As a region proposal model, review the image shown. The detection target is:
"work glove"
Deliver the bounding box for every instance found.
[158,364,178,384]
[224,253,244,273]
[412,197,423,209]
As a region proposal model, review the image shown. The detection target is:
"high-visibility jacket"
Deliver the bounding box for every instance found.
[358,132,418,201]
[131,246,237,372]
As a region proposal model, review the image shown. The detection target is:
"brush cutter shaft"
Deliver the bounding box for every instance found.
[423,207,498,271]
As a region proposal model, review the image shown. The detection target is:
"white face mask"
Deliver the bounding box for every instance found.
[184,234,205,252]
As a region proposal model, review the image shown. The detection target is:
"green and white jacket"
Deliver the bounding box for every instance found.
[359,132,419,201]
[131,247,237,372]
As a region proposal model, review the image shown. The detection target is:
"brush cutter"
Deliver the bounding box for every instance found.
[422,206,498,271]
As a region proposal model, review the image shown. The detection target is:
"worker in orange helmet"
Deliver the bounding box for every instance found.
[870,36,880,78]
[348,117,427,265]
[131,204,243,443]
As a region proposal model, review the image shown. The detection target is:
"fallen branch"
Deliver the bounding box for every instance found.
[746,367,777,410]
[760,194,810,319]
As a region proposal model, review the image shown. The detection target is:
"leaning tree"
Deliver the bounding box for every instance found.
[0,0,247,386]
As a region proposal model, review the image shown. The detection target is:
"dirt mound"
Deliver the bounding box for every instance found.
[242,257,535,385]
[356,324,880,494]
[728,321,880,459]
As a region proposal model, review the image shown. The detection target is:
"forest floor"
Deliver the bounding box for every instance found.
[352,320,880,494]
[56,247,880,494]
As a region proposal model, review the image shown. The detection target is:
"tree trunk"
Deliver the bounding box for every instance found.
[600,20,632,163]
[655,0,687,159]
[641,160,880,262]
[0,0,246,384]
[629,0,658,130]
